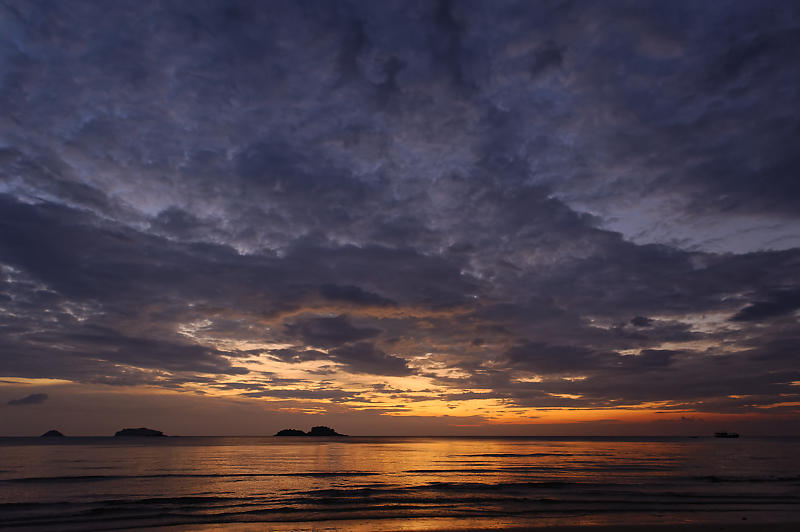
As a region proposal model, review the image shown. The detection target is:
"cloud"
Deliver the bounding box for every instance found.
[730,289,800,322]
[0,0,799,428]
[529,40,564,79]
[504,342,605,375]
[319,284,395,307]
[268,348,330,364]
[8,393,48,406]
[284,315,381,348]
[328,342,413,376]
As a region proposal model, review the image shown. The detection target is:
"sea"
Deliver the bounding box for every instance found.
[1,436,799,531]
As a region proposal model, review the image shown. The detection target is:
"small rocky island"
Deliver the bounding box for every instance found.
[275,426,346,436]
[40,429,65,437]
[114,427,167,437]
[275,428,307,436]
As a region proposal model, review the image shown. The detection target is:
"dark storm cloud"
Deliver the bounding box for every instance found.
[1,0,799,420]
[268,348,329,364]
[504,344,677,376]
[730,289,800,322]
[270,334,412,376]
[434,345,800,412]
[7,393,48,406]
[528,40,564,79]
[319,284,395,307]
[284,315,380,348]
[504,343,603,375]
[242,388,357,402]
[630,316,653,327]
[328,342,413,376]
[0,194,469,381]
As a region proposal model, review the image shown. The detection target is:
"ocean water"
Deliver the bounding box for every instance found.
[1,436,799,531]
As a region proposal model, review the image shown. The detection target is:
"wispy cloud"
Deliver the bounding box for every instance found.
[7,393,48,406]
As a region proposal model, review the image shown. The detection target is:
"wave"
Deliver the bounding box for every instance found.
[695,474,800,483]
[454,453,573,457]
[4,471,378,483]
[3,480,799,532]
[4,490,798,529]
[403,465,675,473]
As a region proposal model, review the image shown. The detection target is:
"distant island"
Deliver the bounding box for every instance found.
[114,427,167,437]
[275,426,346,436]
[275,428,308,436]
[40,429,65,437]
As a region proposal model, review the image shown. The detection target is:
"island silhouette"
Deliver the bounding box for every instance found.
[114,427,166,437]
[40,429,65,437]
[275,426,346,436]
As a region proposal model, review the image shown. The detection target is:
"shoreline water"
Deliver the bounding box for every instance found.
[2,436,798,531]
[151,519,800,532]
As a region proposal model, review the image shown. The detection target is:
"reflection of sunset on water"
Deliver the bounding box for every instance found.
[3,435,799,529]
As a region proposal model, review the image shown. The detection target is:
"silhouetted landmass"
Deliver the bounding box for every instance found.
[308,425,345,436]
[40,429,64,437]
[114,427,166,437]
[275,426,347,436]
[275,429,307,436]
[714,431,740,438]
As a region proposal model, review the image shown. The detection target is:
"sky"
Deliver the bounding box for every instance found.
[1,0,799,436]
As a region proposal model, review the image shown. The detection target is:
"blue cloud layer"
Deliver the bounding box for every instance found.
[1,0,799,419]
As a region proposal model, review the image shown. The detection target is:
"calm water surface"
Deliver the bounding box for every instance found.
[1,436,799,530]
